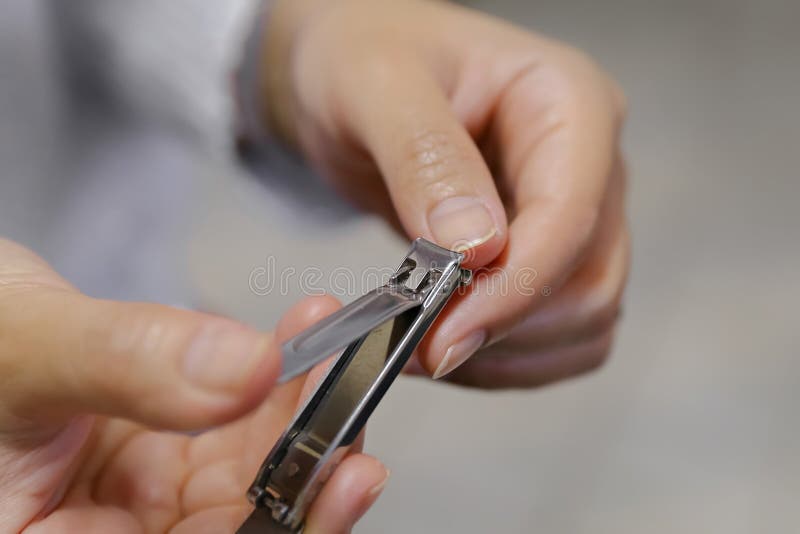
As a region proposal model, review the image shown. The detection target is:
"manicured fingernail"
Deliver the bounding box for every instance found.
[433,330,486,379]
[428,196,497,252]
[182,323,270,391]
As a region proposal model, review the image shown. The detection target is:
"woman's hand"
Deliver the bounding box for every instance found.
[260,0,629,387]
[0,239,387,533]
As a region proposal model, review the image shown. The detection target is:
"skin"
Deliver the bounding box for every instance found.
[259,0,630,387]
[1,0,629,531]
[0,240,385,533]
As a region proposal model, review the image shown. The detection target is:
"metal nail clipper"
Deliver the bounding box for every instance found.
[236,238,471,533]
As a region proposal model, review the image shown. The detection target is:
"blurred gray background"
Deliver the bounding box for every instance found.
[1,0,798,532]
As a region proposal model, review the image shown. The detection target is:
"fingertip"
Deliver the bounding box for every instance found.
[297,353,336,402]
[276,295,343,343]
[456,228,507,269]
[127,326,281,432]
[276,294,343,391]
[215,330,283,421]
[304,454,389,534]
[426,194,507,269]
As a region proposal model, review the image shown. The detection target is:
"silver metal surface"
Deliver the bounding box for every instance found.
[277,290,420,383]
[237,508,295,534]
[239,239,470,532]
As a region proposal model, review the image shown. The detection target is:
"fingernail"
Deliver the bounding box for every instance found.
[428,196,497,252]
[353,466,391,527]
[433,330,486,379]
[182,323,271,391]
[369,467,391,498]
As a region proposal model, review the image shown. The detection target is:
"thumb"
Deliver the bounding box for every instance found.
[0,288,280,431]
[340,55,507,267]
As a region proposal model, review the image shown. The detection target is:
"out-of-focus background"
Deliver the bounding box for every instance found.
[1,0,798,532]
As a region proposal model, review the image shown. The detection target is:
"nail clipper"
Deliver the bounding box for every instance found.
[236,238,471,533]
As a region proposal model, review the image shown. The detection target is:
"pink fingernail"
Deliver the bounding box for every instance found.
[428,196,497,252]
[433,330,486,379]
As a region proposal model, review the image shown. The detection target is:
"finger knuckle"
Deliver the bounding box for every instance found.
[556,43,614,91]
[558,42,601,73]
[533,61,583,113]
[349,44,407,88]
[543,44,623,121]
